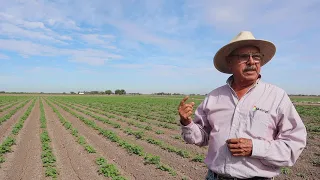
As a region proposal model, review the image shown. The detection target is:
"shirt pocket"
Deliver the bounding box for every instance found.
[244,110,275,139]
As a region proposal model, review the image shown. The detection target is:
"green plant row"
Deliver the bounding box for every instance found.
[39,99,58,178]
[0,101,20,112]
[55,100,181,145]
[66,103,121,129]
[54,99,195,160]
[48,99,177,176]
[71,100,177,125]
[61,101,153,130]
[67,101,184,143]
[45,100,96,154]
[0,98,36,166]
[11,99,36,135]
[44,99,131,179]
[96,157,127,180]
[0,97,30,110]
[52,100,198,160]
[0,99,31,125]
[83,102,179,129]
[60,101,178,131]
[124,128,195,159]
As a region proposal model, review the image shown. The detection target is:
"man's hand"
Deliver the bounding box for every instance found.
[226,138,253,156]
[178,96,195,126]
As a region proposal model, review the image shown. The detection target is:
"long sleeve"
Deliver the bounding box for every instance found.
[251,92,307,167]
[181,97,212,147]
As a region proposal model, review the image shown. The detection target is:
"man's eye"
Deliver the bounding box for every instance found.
[239,54,249,59]
[252,55,262,59]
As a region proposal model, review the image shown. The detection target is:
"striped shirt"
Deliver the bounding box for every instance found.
[181,76,307,179]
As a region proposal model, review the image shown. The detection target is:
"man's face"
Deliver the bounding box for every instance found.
[227,46,262,82]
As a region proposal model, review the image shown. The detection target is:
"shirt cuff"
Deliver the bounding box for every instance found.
[251,139,269,158]
[180,121,196,130]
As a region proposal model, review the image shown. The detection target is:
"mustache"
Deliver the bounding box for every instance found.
[243,66,257,72]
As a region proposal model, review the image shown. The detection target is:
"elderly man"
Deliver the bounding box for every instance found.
[179,31,307,180]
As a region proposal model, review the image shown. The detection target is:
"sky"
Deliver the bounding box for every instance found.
[0,0,320,95]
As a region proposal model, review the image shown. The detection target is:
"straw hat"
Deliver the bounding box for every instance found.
[213,31,276,74]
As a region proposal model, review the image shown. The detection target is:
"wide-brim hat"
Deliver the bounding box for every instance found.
[213,31,276,74]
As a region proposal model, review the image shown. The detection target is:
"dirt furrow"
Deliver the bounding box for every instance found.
[72,102,182,137]
[49,99,182,180]
[61,101,208,157]
[0,100,32,143]
[52,100,208,180]
[0,100,26,118]
[0,99,44,180]
[42,99,105,180]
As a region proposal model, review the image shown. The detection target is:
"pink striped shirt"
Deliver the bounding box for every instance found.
[181,76,307,179]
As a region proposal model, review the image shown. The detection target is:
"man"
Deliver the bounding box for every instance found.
[179,31,307,180]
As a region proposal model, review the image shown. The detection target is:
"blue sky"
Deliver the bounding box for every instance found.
[1,0,320,95]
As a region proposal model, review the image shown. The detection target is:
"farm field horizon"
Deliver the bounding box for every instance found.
[0,94,318,180]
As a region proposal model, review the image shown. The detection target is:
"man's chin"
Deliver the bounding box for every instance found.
[242,71,258,80]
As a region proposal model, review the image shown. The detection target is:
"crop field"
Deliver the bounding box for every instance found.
[0,95,318,180]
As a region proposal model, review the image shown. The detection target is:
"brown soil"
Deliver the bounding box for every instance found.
[72,102,209,151]
[293,102,320,106]
[49,99,186,180]
[64,101,208,157]
[0,100,44,180]
[0,100,32,143]
[0,100,25,118]
[51,100,208,180]
[73,103,187,137]
[42,99,106,180]
[0,103,13,110]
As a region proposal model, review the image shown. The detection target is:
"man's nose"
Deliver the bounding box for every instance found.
[247,55,255,65]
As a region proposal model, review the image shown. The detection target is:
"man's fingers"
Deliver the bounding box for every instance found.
[227,143,240,149]
[182,104,194,109]
[232,153,245,156]
[226,138,240,144]
[186,111,193,117]
[183,106,193,112]
[229,149,244,153]
[181,110,193,118]
[179,96,189,106]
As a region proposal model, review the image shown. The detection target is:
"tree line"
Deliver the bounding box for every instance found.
[70,89,127,95]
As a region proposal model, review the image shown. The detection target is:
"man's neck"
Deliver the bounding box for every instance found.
[231,77,258,92]
[232,79,255,91]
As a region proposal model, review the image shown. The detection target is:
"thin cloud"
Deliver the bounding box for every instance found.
[0,39,122,65]
[80,34,117,49]
[0,23,67,44]
[0,53,9,60]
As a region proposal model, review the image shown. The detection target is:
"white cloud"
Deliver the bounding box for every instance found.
[0,39,122,65]
[0,23,68,44]
[80,34,117,49]
[0,12,48,30]
[0,53,9,60]
[26,66,64,73]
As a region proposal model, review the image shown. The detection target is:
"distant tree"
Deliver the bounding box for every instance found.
[63,92,66,94]
[90,91,99,94]
[0,91,5,93]
[115,89,126,95]
[70,91,76,94]
[105,90,113,95]
[115,89,121,95]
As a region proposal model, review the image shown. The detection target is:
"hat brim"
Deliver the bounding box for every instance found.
[213,39,276,74]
